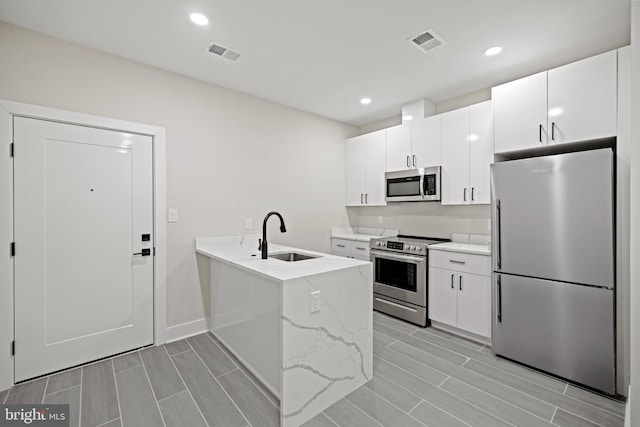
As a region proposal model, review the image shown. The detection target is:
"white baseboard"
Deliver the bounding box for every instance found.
[164,318,209,343]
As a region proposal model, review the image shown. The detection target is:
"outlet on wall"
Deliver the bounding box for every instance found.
[310,291,321,313]
[245,218,252,230]
[378,216,383,224]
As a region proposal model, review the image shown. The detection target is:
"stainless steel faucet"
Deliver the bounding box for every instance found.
[260,211,287,259]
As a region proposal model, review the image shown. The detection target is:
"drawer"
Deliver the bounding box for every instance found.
[331,238,352,254]
[351,242,370,259]
[429,250,490,276]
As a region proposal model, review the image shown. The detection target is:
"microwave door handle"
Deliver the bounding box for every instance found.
[420,174,425,199]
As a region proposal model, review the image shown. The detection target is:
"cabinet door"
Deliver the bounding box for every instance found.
[468,101,493,204]
[412,115,442,168]
[386,123,412,171]
[547,50,617,144]
[441,108,470,205]
[456,273,491,338]
[493,71,548,153]
[345,137,365,206]
[363,130,387,206]
[428,267,458,327]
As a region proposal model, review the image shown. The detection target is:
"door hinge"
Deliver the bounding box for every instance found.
[10,142,14,158]
[11,341,14,356]
[10,242,15,257]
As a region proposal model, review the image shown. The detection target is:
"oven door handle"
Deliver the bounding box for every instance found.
[370,250,426,263]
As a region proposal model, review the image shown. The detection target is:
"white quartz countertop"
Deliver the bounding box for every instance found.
[428,242,491,256]
[196,235,369,282]
[330,227,398,242]
[331,233,382,242]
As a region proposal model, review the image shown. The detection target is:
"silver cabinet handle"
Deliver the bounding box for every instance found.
[471,187,475,201]
[412,155,416,167]
[551,122,556,141]
[365,193,368,204]
[449,259,466,265]
[459,275,463,291]
[496,199,502,269]
[406,155,410,167]
[451,274,454,289]
[463,188,467,202]
[336,244,346,248]
[360,194,363,204]
[355,246,366,251]
[497,275,502,323]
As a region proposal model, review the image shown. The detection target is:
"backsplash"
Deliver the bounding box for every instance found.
[347,203,490,239]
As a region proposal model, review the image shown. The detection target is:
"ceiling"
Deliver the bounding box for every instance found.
[0,0,631,127]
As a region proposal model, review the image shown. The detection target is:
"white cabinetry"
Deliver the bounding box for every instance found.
[331,238,370,261]
[429,250,491,338]
[493,50,617,153]
[386,123,412,171]
[386,116,441,171]
[441,101,492,205]
[345,130,386,206]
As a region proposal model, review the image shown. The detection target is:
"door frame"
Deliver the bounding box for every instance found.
[0,99,167,390]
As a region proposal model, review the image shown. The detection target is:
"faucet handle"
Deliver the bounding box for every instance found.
[258,238,262,251]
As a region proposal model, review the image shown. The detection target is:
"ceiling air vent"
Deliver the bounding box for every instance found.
[409,28,446,53]
[207,42,242,62]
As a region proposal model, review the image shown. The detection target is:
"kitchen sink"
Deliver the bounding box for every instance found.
[269,252,319,262]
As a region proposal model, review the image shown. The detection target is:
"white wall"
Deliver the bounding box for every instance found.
[0,22,355,333]
[349,204,490,238]
[628,2,639,424]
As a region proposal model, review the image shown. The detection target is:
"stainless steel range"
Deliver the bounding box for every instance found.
[370,235,448,327]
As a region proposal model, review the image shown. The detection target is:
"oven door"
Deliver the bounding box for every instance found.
[371,250,427,307]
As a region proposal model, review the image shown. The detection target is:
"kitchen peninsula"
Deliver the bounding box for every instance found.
[195,235,373,427]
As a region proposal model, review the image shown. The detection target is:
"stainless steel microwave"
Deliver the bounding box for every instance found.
[385,166,441,202]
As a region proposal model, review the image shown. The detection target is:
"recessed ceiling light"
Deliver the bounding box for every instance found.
[403,115,413,121]
[484,46,503,57]
[360,97,372,105]
[190,13,209,26]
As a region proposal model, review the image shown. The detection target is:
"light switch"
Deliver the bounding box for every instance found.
[168,209,178,223]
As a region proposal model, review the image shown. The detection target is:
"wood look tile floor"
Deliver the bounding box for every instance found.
[1,312,626,427]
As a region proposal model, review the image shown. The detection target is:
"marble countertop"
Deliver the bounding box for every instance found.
[428,241,491,256]
[196,235,369,282]
[428,232,491,256]
[330,227,398,242]
[331,233,382,242]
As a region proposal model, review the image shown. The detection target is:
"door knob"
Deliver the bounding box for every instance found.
[133,248,151,256]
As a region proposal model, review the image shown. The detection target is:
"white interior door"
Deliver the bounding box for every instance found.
[14,116,154,382]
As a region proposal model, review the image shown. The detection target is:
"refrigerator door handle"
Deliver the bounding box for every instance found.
[496,199,502,269]
[497,275,502,323]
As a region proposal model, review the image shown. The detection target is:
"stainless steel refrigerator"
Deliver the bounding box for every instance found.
[491,147,615,394]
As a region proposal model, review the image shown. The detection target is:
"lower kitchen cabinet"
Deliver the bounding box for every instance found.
[331,238,370,261]
[429,251,491,338]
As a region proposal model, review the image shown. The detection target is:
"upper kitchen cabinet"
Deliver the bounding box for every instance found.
[441,101,493,205]
[547,50,617,144]
[493,50,617,153]
[386,123,412,171]
[412,115,442,168]
[345,130,387,206]
[386,115,441,171]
